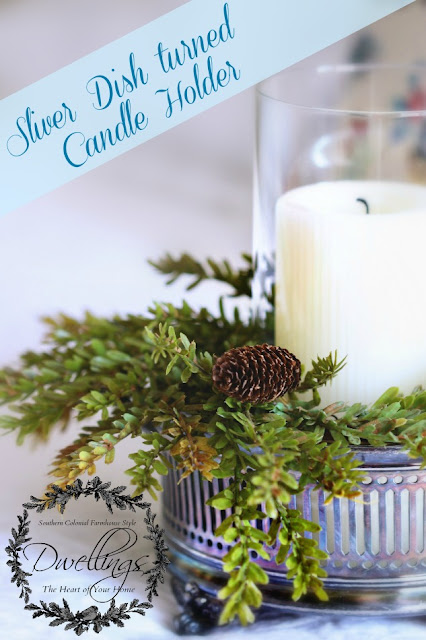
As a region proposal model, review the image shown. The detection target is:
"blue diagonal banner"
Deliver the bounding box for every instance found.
[0,0,414,216]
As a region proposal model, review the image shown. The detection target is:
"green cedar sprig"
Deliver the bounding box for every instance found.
[149,252,253,298]
[296,351,347,394]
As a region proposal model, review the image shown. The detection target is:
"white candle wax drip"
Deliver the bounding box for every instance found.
[275,181,426,406]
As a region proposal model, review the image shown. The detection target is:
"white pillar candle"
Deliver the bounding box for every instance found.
[275,181,426,405]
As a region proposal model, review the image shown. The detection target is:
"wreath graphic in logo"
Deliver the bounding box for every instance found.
[5,477,169,635]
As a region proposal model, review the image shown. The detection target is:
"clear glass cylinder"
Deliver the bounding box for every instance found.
[253,64,426,405]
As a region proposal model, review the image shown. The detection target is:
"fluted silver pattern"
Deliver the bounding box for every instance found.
[163,446,426,612]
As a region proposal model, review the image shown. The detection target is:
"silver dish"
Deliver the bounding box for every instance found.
[163,446,426,620]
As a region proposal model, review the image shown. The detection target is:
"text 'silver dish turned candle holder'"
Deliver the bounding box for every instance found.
[164,65,426,626]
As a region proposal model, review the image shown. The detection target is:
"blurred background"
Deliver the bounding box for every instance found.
[0,1,425,637]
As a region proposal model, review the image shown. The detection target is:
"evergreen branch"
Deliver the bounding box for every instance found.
[211,479,270,626]
[0,302,266,444]
[275,504,329,602]
[126,432,175,500]
[297,351,347,394]
[49,421,135,489]
[150,252,253,298]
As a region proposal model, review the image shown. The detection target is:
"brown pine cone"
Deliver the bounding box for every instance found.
[212,344,301,404]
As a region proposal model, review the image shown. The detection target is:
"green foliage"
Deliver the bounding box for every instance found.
[150,252,253,298]
[1,254,426,626]
[297,351,347,394]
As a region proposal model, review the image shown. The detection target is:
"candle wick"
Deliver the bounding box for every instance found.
[356,198,370,214]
